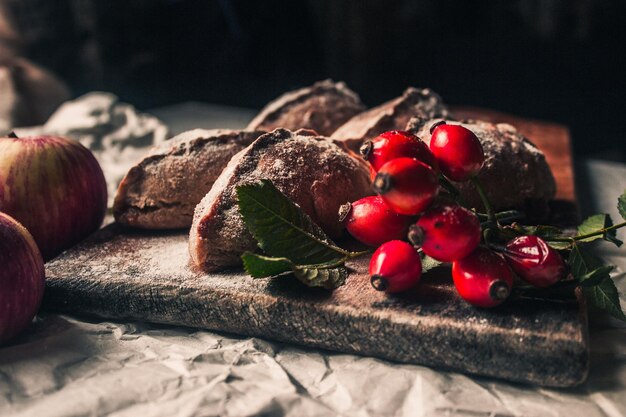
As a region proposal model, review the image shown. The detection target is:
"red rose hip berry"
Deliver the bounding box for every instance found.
[339,196,414,247]
[372,157,439,215]
[503,235,566,288]
[452,247,513,308]
[408,204,481,262]
[429,121,484,182]
[360,131,438,175]
[369,240,422,293]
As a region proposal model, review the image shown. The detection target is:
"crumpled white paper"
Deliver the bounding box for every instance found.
[1,102,625,417]
[14,92,169,207]
[1,305,626,417]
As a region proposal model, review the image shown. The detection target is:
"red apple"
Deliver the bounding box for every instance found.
[0,212,45,345]
[0,133,107,260]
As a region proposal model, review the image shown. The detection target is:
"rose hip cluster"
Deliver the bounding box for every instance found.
[340,123,567,307]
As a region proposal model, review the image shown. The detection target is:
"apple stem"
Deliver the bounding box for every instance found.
[8,131,18,138]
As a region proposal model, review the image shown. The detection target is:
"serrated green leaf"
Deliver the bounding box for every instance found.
[293,266,348,289]
[237,180,354,289]
[241,252,347,289]
[568,243,626,321]
[579,265,614,287]
[568,244,603,279]
[605,235,623,247]
[546,240,573,250]
[583,277,626,322]
[603,215,623,247]
[421,254,443,273]
[237,180,346,265]
[618,190,626,220]
[242,252,294,278]
[574,213,622,246]
[576,214,609,242]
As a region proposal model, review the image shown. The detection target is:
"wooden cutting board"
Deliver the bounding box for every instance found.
[42,110,587,388]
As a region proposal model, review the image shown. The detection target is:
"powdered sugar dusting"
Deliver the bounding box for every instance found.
[190,129,371,271]
[114,129,265,229]
[247,80,365,136]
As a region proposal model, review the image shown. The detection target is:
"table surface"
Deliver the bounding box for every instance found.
[2,102,626,417]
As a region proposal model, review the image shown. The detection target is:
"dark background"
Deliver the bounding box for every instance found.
[3,0,626,161]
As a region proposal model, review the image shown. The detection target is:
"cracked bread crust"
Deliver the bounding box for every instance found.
[113,129,265,229]
[331,87,451,151]
[189,128,372,272]
[246,79,365,136]
[407,118,556,212]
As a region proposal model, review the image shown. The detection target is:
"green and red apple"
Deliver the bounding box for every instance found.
[0,133,108,260]
[0,212,45,344]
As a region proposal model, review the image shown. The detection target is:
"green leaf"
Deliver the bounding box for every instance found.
[421,254,443,273]
[575,213,622,246]
[567,243,626,321]
[579,265,614,287]
[242,252,294,278]
[293,265,348,289]
[546,240,573,250]
[237,180,353,289]
[241,252,347,289]
[618,190,626,220]
[576,214,609,242]
[237,180,346,265]
[583,278,626,322]
[604,215,623,247]
[568,244,603,279]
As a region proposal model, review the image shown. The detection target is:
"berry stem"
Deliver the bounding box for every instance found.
[484,242,508,254]
[8,131,18,138]
[347,249,372,259]
[548,221,626,242]
[438,174,470,207]
[303,250,371,270]
[438,174,459,196]
[328,251,372,266]
[470,176,497,226]
[478,210,524,225]
[307,258,353,270]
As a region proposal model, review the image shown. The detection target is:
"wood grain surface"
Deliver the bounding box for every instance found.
[42,110,588,387]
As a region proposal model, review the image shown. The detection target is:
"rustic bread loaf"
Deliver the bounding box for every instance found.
[114,129,264,229]
[189,128,372,272]
[331,87,450,151]
[407,118,556,212]
[246,79,365,136]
